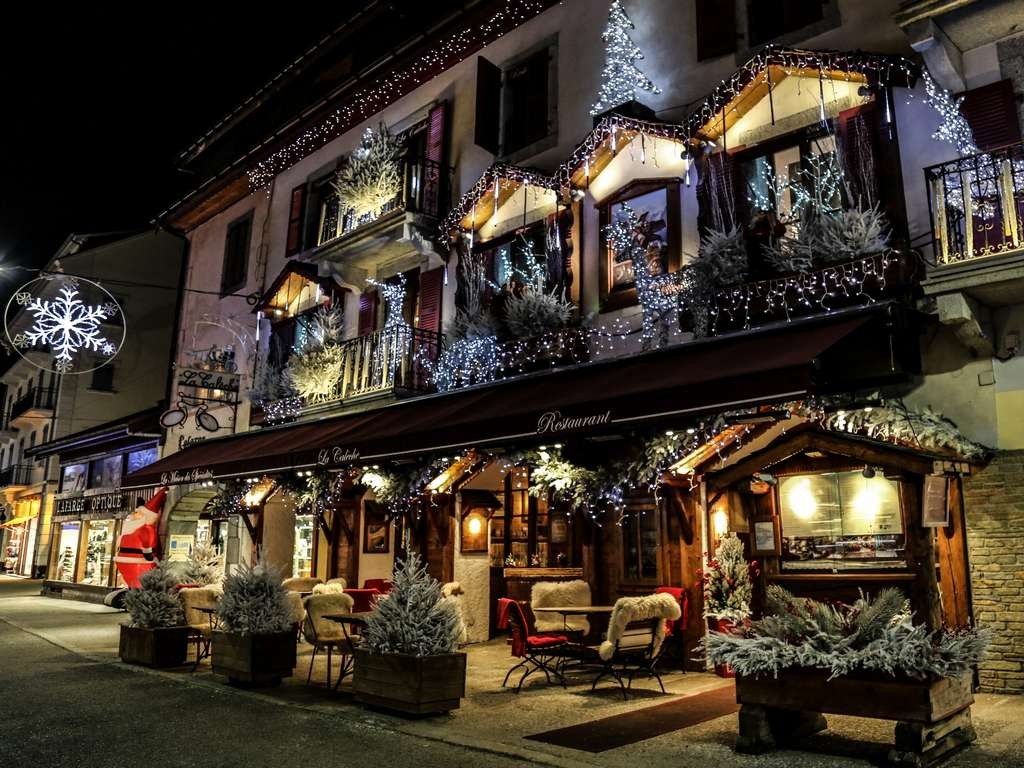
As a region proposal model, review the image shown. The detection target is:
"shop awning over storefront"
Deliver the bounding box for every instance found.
[0,513,37,529]
[125,307,908,488]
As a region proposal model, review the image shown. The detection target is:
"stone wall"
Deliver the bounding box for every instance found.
[965,450,1024,693]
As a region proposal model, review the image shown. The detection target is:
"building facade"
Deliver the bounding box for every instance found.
[126,0,1024,689]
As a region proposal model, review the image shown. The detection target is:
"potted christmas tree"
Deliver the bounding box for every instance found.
[353,553,465,715]
[702,533,755,677]
[120,562,189,668]
[211,560,296,686]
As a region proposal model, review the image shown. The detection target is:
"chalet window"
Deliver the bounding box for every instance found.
[741,134,844,222]
[959,78,1021,152]
[747,0,824,46]
[621,499,660,582]
[220,213,252,295]
[475,39,558,159]
[696,0,737,61]
[311,174,343,247]
[90,363,115,392]
[285,185,306,256]
[777,471,906,571]
[599,181,681,311]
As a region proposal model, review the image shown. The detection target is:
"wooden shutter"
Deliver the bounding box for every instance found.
[357,290,378,336]
[696,0,736,61]
[285,185,306,256]
[475,56,502,155]
[960,79,1021,152]
[838,103,879,209]
[421,102,447,217]
[417,267,444,333]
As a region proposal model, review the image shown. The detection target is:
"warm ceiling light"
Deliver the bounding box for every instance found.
[789,478,818,520]
[467,516,483,536]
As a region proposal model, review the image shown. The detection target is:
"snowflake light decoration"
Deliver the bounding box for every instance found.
[7,278,124,373]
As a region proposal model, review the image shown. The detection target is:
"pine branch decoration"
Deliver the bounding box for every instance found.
[124,562,185,629]
[217,559,292,636]
[333,125,404,220]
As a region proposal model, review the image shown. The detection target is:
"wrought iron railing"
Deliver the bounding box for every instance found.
[10,385,57,420]
[924,140,1024,264]
[0,464,34,487]
[318,155,450,245]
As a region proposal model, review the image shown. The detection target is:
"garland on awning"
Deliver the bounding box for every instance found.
[439,163,560,235]
[684,45,919,142]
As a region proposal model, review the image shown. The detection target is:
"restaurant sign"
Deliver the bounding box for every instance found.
[160,468,214,485]
[177,367,241,396]
[316,446,361,466]
[536,409,613,435]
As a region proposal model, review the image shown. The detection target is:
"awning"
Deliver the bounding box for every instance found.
[125,308,899,488]
[0,513,37,529]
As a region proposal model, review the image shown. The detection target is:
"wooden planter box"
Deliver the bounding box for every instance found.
[353,648,466,715]
[119,625,189,668]
[211,631,296,686]
[737,670,973,723]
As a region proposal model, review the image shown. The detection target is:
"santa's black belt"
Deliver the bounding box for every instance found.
[118,547,149,554]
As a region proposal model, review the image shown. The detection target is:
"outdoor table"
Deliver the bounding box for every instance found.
[533,605,615,633]
[192,605,219,667]
[323,612,372,689]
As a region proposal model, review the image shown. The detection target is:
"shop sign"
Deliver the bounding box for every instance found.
[177,367,241,395]
[316,446,361,466]
[536,409,612,435]
[160,468,214,485]
[54,490,127,516]
[178,434,206,451]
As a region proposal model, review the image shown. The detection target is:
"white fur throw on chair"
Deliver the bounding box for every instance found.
[282,576,323,593]
[302,593,355,644]
[441,581,470,645]
[532,580,592,635]
[312,582,347,595]
[599,593,681,661]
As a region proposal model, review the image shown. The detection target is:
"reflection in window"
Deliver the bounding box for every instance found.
[779,471,904,570]
[622,507,659,581]
[127,447,159,474]
[91,455,123,489]
[62,463,88,492]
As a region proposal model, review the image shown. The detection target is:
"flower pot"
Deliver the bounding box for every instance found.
[352,647,467,715]
[119,624,189,668]
[211,630,296,686]
[710,618,737,678]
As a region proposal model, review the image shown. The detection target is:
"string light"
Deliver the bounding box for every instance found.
[590,0,661,116]
[248,0,555,188]
[441,163,559,235]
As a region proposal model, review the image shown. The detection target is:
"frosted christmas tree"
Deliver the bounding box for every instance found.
[590,0,661,116]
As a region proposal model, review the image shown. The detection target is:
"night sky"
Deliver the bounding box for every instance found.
[0,8,362,287]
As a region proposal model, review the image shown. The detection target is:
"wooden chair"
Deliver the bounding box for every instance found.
[496,598,570,693]
[654,586,689,670]
[301,593,356,687]
[589,594,680,700]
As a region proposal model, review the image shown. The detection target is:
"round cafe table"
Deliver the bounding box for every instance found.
[532,605,615,633]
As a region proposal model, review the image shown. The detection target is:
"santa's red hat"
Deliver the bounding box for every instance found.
[143,487,168,512]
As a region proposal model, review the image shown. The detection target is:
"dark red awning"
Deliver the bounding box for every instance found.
[125,310,891,488]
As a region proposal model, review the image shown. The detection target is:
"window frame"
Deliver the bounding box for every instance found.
[220,211,254,296]
[619,499,663,586]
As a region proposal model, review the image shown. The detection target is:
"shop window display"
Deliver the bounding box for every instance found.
[54,522,81,582]
[127,447,158,474]
[62,463,88,492]
[91,455,123,489]
[80,519,115,585]
[293,515,314,578]
[778,470,905,569]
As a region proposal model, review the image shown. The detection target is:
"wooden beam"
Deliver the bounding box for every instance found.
[236,511,258,539]
[902,476,942,632]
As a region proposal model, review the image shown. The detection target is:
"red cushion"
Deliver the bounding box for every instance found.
[363,579,393,593]
[527,634,568,648]
[655,586,688,634]
[344,588,381,613]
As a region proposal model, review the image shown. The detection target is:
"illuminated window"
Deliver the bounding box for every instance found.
[778,471,904,570]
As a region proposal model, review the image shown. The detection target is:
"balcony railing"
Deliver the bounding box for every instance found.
[925,140,1024,265]
[10,385,57,421]
[253,325,443,424]
[0,464,34,488]
[317,155,451,246]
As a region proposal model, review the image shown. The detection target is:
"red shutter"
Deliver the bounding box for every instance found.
[417,267,444,333]
[475,56,502,155]
[357,290,378,336]
[959,79,1021,152]
[285,185,306,256]
[422,102,447,218]
[838,102,879,209]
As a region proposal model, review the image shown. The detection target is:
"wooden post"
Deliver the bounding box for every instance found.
[901,476,942,632]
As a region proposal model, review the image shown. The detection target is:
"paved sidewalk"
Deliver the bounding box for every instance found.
[4,577,1024,768]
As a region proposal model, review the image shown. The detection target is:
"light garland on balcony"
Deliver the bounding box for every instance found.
[441,163,560,235]
[247,0,556,189]
[257,395,303,426]
[921,70,978,157]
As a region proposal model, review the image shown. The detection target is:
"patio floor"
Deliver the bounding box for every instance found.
[4,581,1024,767]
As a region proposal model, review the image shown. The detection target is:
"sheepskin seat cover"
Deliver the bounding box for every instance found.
[285,591,306,627]
[312,582,347,595]
[179,585,221,630]
[599,593,681,661]
[442,581,470,645]
[302,592,355,643]
[531,580,592,635]
[282,576,323,593]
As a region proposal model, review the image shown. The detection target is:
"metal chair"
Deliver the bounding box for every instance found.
[496,598,569,693]
[301,593,356,687]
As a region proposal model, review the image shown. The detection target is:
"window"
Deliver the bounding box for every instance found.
[293,515,314,577]
[90,363,115,392]
[621,499,660,582]
[696,0,737,61]
[90,455,123,489]
[61,463,88,492]
[42,425,49,442]
[127,447,158,474]
[475,39,558,159]
[778,471,905,570]
[311,174,342,246]
[221,213,253,295]
[80,519,115,586]
[747,0,824,46]
[53,522,81,582]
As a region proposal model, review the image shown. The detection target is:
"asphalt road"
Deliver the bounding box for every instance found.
[0,615,543,768]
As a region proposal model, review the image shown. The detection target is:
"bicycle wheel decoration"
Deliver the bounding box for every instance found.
[4,275,125,374]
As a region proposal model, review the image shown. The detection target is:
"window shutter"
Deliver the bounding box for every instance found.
[358,290,378,336]
[960,79,1021,152]
[838,103,879,209]
[696,0,736,61]
[417,267,444,333]
[422,102,448,218]
[475,56,502,155]
[285,185,306,256]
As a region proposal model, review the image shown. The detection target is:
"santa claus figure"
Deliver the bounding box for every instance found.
[115,487,168,588]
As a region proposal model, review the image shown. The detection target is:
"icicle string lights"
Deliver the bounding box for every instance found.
[440,163,560,235]
[247,0,554,188]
